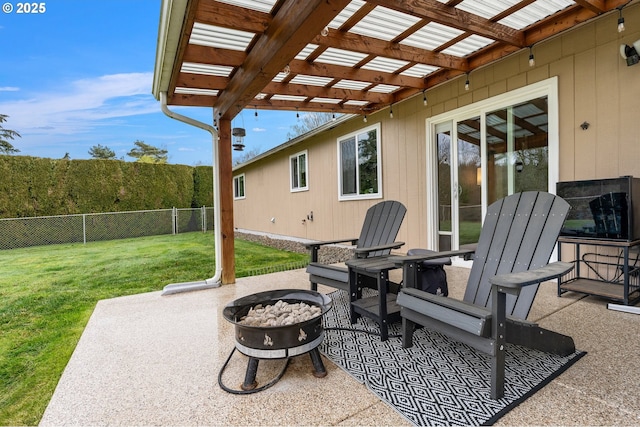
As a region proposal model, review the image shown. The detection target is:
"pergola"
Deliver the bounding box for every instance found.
[153,0,632,285]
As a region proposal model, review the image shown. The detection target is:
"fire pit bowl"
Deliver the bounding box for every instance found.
[223,289,332,357]
[222,289,332,390]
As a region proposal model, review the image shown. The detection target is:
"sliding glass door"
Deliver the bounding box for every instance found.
[429,79,557,252]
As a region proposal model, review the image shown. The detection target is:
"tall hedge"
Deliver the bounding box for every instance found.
[0,155,214,218]
[192,165,214,208]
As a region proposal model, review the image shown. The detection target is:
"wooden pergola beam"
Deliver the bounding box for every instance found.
[369,0,525,47]
[312,28,469,71]
[214,0,352,120]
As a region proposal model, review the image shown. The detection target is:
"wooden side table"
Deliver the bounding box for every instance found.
[345,256,402,341]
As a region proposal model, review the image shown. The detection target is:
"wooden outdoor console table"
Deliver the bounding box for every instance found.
[345,256,402,341]
[557,236,640,306]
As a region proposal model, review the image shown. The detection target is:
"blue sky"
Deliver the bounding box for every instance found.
[0,0,301,165]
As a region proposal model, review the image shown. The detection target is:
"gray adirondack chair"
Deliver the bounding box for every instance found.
[306,200,406,292]
[392,191,575,399]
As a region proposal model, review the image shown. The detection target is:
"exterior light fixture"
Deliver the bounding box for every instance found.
[528,46,535,67]
[232,127,246,151]
[389,104,394,119]
[363,114,367,123]
[620,40,640,66]
[321,26,329,37]
[464,74,470,91]
[423,91,427,106]
[618,7,625,33]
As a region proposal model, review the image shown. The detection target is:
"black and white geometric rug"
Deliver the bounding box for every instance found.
[319,290,586,426]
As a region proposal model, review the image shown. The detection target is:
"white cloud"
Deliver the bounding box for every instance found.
[0,72,157,136]
[252,127,266,132]
[0,87,19,91]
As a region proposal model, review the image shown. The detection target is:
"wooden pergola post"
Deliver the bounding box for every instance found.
[217,118,236,284]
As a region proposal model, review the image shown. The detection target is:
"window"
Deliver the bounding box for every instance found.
[290,150,308,192]
[233,174,245,199]
[337,123,382,200]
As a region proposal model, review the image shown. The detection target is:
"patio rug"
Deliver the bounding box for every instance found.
[318,290,586,426]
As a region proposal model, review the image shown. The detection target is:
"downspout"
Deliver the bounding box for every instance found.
[159,91,223,294]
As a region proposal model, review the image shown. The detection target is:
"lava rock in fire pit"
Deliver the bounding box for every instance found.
[240,300,322,327]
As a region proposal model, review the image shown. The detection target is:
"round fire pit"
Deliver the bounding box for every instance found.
[223,289,332,390]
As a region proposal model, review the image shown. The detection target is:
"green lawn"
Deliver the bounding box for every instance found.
[0,232,309,426]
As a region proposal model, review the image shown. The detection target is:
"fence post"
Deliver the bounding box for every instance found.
[83,214,87,244]
[172,207,177,235]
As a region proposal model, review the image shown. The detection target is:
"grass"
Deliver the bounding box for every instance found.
[0,232,309,426]
[438,220,482,246]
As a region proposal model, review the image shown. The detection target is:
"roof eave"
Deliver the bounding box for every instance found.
[152,0,189,100]
[233,114,355,171]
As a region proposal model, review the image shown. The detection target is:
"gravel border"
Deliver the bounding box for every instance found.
[235,231,354,265]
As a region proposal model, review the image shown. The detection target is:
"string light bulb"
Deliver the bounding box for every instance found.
[423,91,428,106]
[389,104,394,119]
[282,64,290,76]
[464,74,470,91]
[528,46,535,67]
[363,114,367,123]
[321,26,329,37]
[618,7,625,33]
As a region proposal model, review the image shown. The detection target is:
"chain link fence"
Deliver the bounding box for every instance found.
[0,207,214,250]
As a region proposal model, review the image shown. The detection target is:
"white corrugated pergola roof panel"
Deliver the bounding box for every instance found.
[343,99,369,106]
[189,23,255,51]
[401,64,440,78]
[499,0,575,29]
[442,34,495,57]
[310,97,343,104]
[214,0,277,13]
[290,75,335,86]
[175,87,220,96]
[349,6,421,41]
[361,56,410,73]
[296,44,319,61]
[181,63,234,77]
[315,48,369,67]
[368,84,400,93]
[332,79,372,90]
[456,0,521,21]
[270,94,308,102]
[328,0,366,29]
[271,72,287,83]
[400,21,465,51]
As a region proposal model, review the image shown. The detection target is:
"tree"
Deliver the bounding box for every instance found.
[89,144,116,160]
[0,114,21,154]
[233,147,262,166]
[127,140,168,164]
[287,112,335,140]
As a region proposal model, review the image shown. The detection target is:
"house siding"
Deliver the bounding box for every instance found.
[234,4,640,252]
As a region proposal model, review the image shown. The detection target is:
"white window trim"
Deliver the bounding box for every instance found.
[233,173,246,200]
[337,122,383,201]
[425,76,559,252]
[289,150,309,192]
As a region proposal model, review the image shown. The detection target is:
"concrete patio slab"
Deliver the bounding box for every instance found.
[40,267,640,426]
